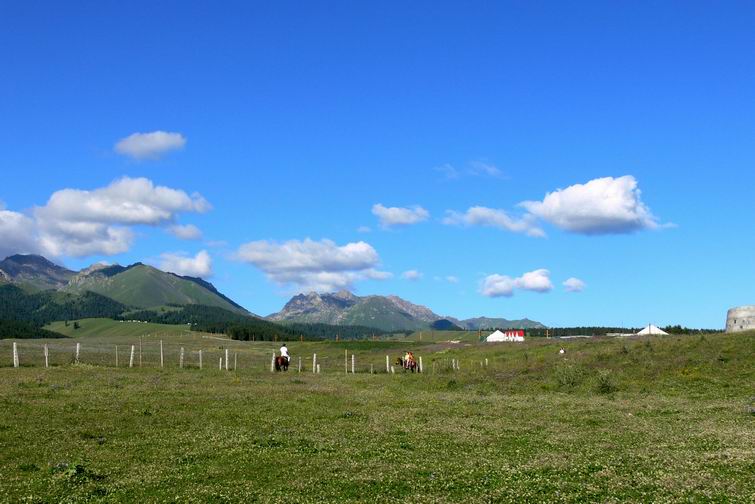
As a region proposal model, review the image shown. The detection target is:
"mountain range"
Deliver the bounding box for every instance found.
[1,254,545,333]
[0,254,247,314]
[268,290,544,332]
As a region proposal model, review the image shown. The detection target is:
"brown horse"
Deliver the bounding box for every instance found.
[396,357,418,373]
[274,356,289,372]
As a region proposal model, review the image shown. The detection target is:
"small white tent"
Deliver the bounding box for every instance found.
[486,330,506,342]
[486,330,525,342]
[636,324,669,336]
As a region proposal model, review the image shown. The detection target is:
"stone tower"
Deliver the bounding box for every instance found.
[725,305,755,333]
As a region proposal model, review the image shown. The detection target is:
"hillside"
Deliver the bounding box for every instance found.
[62,263,248,314]
[457,316,546,330]
[269,291,443,331]
[0,283,128,327]
[270,291,545,332]
[0,254,75,290]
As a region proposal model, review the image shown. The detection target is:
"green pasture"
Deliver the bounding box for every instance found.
[0,330,753,502]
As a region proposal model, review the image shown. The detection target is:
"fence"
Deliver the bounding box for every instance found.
[0,339,491,375]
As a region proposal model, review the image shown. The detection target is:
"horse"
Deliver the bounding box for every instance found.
[274,356,289,372]
[396,357,418,373]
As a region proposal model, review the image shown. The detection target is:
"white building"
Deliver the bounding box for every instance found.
[486,329,525,342]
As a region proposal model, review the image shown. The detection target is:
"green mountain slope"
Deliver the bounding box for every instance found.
[459,317,546,330]
[63,264,248,314]
[0,283,127,327]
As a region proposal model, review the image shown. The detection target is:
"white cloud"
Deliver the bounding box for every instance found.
[159,250,212,278]
[356,226,372,233]
[169,224,202,240]
[0,177,210,258]
[520,176,660,235]
[0,208,43,259]
[115,131,187,160]
[436,161,504,180]
[563,277,586,292]
[445,275,460,284]
[402,269,422,281]
[372,204,429,228]
[443,207,545,237]
[236,238,390,292]
[468,161,503,178]
[480,269,553,297]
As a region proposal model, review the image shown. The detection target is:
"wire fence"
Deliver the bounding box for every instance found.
[0,339,485,375]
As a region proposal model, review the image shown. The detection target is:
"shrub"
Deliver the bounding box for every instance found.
[595,370,618,394]
[555,363,585,388]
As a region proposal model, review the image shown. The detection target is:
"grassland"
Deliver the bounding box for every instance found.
[0,331,753,502]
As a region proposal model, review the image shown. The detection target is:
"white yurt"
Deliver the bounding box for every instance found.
[636,324,669,336]
[486,330,525,342]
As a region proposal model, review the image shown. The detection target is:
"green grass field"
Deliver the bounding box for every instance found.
[1,330,753,502]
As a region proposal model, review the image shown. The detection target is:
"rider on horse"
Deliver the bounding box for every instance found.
[404,351,415,369]
[280,343,290,364]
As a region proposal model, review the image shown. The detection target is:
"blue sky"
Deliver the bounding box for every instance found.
[1,1,753,327]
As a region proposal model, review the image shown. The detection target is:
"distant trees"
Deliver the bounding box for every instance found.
[0,320,67,339]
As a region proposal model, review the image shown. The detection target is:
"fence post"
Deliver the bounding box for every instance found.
[385,355,389,373]
[316,364,321,374]
[370,364,374,374]
[180,347,185,368]
[390,365,395,374]
[234,353,238,371]
[12,342,19,368]
[312,354,317,374]
[129,345,135,368]
[44,344,49,368]
[219,357,222,370]
[75,343,80,364]
[199,350,203,370]
[225,349,229,371]
[351,354,355,374]
[485,358,488,367]
[160,341,164,368]
[115,345,118,367]
[270,352,275,373]
[298,356,302,373]
[419,356,423,373]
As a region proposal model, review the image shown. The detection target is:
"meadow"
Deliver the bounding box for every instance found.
[0,327,753,503]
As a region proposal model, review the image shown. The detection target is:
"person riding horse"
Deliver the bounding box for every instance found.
[275,343,291,371]
[396,351,418,372]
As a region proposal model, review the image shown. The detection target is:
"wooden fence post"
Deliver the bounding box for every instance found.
[219,357,222,370]
[270,352,275,373]
[12,342,19,368]
[419,356,423,373]
[199,350,203,370]
[316,364,321,374]
[351,354,355,374]
[225,349,229,371]
[129,345,135,368]
[160,340,164,368]
[485,358,488,367]
[75,343,80,364]
[298,356,302,373]
[390,365,395,374]
[180,347,185,368]
[370,364,374,374]
[385,355,390,373]
[44,344,49,368]
[312,354,317,374]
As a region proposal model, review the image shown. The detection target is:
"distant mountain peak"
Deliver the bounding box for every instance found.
[0,254,75,290]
